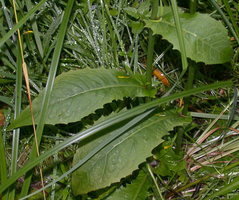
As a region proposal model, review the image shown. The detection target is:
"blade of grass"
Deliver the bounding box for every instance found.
[190,112,239,121]
[0,0,48,48]
[8,42,22,200]
[147,164,165,200]
[146,0,159,87]
[20,0,75,196]
[204,173,239,199]
[187,101,232,156]
[0,0,16,41]
[175,160,239,195]
[12,0,46,198]
[0,80,232,194]
[171,0,190,152]
[25,0,44,58]
[189,0,197,14]
[170,0,188,78]
[209,0,239,45]
[87,0,103,67]
[222,0,239,36]
[104,1,129,66]
[0,96,14,107]
[20,108,156,199]
[0,130,8,200]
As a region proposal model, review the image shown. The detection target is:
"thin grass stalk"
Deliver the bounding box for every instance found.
[190,112,239,121]
[87,0,104,67]
[175,160,239,194]
[0,130,8,200]
[209,0,239,45]
[133,34,139,73]
[176,63,196,152]
[189,0,197,14]
[20,0,75,197]
[170,0,188,77]
[11,0,46,198]
[0,0,16,41]
[0,80,232,194]
[222,0,239,36]
[25,0,44,58]
[8,42,23,200]
[147,164,165,200]
[0,0,48,47]
[99,0,110,67]
[146,0,159,87]
[171,0,191,152]
[104,1,129,66]
[186,102,232,157]
[204,169,239,199]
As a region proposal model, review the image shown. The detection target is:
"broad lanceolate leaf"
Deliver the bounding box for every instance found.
[145,11,233,64]
[9,68,156,129]
[72,110,191,195]
[106,170,151,200]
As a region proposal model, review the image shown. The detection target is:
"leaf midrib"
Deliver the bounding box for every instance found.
[98,116,171,181]
[52,83,147,104]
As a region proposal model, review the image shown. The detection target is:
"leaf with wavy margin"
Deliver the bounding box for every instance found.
[72,110,191,195]
[9,68,155,129]
[106,170,150,200]
[145,11,233,64]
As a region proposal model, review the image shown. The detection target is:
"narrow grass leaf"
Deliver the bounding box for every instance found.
[0,96,13,107]
[170,0,188,77]
[205,176,239,199]
[25,0,44,58]
[8,43,23,199]
[0,0,48,48]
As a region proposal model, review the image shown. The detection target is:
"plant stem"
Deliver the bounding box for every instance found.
[222,0,239,37]
[175,0,197,153]
[176,62,196,152]
[147,164,165,200]
[182,62,196,114]
[189,0,197,14]
[0,128,7,200]
[146,0,159,87]
[171,0,188,77]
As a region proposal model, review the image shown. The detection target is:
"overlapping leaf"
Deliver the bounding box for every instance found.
[145,11,233,64]
[106,170,151,200]
[72,110,191,195]
[9,68,156,129]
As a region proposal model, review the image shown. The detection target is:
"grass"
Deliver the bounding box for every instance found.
[0,0,238,199]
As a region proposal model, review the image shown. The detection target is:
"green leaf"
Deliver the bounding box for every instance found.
[71,110,191,195]
[106,170,151,200]
[123,7,140,19]
[9,68,155,129]
[0,81,232,195]
[145,11,233,64]
[130,21,144,34]
[154,143,186,177]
